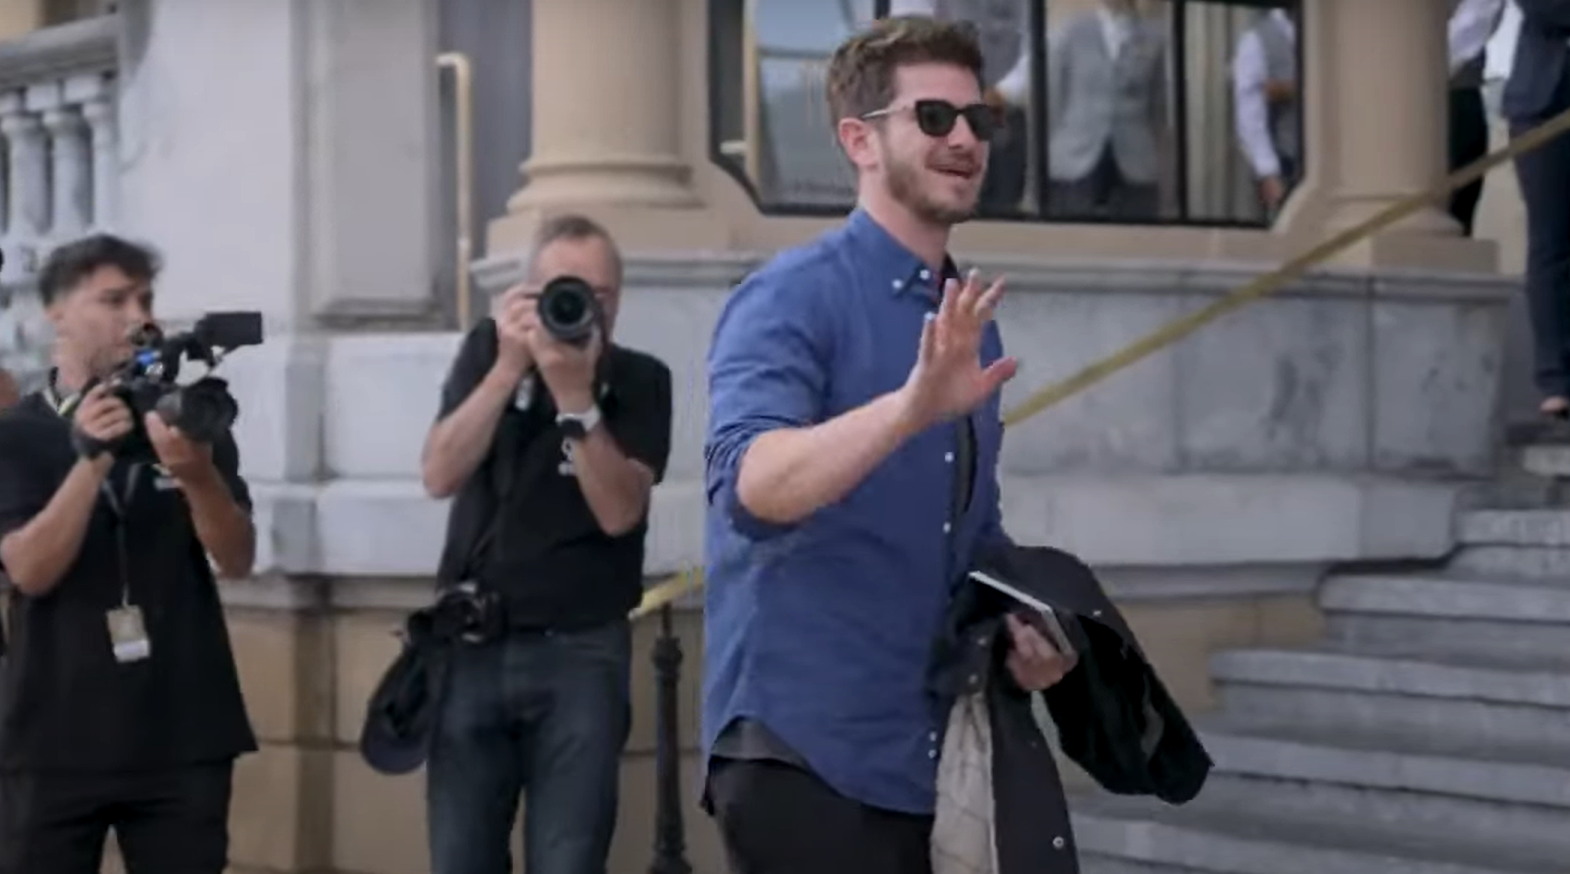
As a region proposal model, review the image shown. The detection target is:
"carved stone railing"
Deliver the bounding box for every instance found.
[0,15,118,384]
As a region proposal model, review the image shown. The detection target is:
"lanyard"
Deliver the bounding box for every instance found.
[100,465,143,609]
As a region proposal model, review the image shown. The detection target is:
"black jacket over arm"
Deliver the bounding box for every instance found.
[928,542,1213,874]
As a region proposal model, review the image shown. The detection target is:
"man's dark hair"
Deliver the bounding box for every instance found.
[37,234,161,306]
[530,213,623,286]
[824,15,985,123]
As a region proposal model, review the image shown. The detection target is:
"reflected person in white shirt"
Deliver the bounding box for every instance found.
[1232,0,1507,219]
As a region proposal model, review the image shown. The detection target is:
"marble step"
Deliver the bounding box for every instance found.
[1072,791,1560,874]
[1448,544,1570,582]
[1211,645,1570,751]
[1193,720,1570,855]
[1320,575,1570,660]
[1520,443,1570,479]
[1458,507,1570,548]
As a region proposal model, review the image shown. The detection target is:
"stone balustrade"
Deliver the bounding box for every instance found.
[0,14,117,384]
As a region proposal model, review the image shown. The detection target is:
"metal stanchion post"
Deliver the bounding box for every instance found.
[648,603,692,874]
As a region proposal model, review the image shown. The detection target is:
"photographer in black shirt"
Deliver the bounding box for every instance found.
[0,236,257,874]
[420,214,673,874]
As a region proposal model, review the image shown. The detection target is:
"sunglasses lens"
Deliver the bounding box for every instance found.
[914,101,960,137]
[963,106,1000,142]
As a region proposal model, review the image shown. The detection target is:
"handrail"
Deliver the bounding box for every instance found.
[629,104,1570,621]
[437,52,476,330]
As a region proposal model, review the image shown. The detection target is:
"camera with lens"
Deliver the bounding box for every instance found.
[431,581,505,645]
[104,311,264,462]
[536,275,602,347]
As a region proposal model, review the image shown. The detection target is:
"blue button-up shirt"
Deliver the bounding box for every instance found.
[702,209,1011,815]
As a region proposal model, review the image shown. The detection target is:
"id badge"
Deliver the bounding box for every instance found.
[107,606,151,664]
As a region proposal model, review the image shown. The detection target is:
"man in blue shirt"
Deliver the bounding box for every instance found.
[702,15,1074,874]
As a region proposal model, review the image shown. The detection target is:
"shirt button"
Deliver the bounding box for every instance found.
[928,748,938,759]
[892,278,903,289]
[944,451,954,463]
[929,731,939,742]
[942,522,952,534]
[1052,837,1066,850]
[919,268,931,281]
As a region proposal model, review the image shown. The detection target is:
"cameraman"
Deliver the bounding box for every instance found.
[0,236,257,874]
[420,214,672,874]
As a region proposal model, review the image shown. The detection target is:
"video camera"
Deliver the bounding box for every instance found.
[105,311,264,461]
[536,275,602,348]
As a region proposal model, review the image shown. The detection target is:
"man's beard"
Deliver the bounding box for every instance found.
[884,147,979,227]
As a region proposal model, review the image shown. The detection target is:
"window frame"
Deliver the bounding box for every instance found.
[705,0,1306,229]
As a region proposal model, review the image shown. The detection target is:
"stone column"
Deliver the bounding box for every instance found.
[0,0,44,42]
[1308,0,1493,269]
[487,0,718,254]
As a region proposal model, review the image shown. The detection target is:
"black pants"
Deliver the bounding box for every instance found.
[1512,69,1570,397]
[0,762,233,874]
[707,758,934,874]
[1448,86,1489,237]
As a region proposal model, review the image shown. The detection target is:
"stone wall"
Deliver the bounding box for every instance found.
[0,284,50,390]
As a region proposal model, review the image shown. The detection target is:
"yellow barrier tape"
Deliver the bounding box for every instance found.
[631,104,1570,619]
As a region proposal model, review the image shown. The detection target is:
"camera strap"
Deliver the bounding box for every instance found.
[454,405,523,589]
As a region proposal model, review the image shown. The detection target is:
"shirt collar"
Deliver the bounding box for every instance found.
[844,208,962,300]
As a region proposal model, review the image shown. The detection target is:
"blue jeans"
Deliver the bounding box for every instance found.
[426,620,632,874]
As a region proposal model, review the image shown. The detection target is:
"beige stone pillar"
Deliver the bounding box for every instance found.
[0,0,45,41]
[1306,0,1494,269]
[487,0,719,253]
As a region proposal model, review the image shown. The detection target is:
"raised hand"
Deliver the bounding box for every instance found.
[899,269,1018,431]
[494,284,537,378]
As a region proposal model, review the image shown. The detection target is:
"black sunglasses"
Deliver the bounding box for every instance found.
[861,99,1003,142]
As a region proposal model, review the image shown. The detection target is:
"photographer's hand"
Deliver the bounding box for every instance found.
[145,413,214,482]
[494,284,537,381]
[146,413,255,580]
[526,322,602,413]
[72,384,134,466]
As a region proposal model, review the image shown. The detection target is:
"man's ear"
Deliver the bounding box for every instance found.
[836,117,878,173]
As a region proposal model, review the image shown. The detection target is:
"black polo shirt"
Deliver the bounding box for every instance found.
[435,319,673,630]
[0,393,257,772]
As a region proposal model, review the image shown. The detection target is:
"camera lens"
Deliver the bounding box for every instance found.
[537,276,598,346]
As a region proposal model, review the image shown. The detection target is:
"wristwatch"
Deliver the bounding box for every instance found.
[556,404,602,440]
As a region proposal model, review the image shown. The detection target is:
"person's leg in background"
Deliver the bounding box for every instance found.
[1511,71,1570,417]
[112,762,234,874]
[520,621,632,874]
[427,642,526,874]
[1448,85,1490,237]
[0,771,112,874]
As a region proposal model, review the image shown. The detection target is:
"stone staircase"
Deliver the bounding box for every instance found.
[1071,448,1570,874]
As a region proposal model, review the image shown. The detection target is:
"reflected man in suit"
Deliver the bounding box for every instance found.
[1046,0,1171,220]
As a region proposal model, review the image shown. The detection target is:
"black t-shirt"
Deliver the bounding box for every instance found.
[0,393,258,772]
[435,319,674,630]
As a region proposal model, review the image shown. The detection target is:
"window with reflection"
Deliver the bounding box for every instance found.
[708,0,1302,226]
